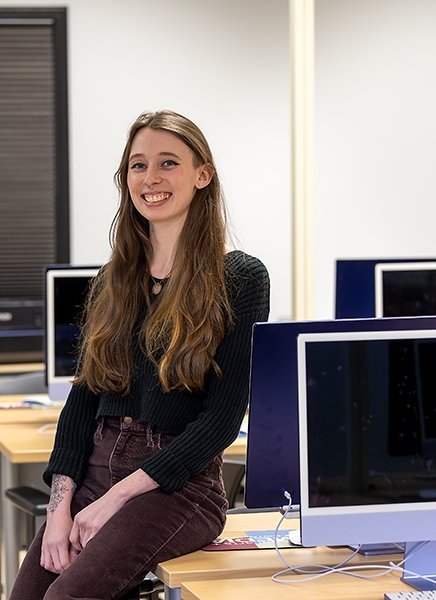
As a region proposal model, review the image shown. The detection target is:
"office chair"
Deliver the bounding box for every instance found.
[5,486,48,542]
[222,458,246,509]
[226,506,279,514]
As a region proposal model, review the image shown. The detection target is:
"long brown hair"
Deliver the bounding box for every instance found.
[75,111,232,394]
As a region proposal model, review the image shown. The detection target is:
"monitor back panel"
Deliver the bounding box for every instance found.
[335,258,436,319]
[245,316,436,510]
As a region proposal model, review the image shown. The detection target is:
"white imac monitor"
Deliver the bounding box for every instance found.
[45,266,99,402]
[297,328,436,590]
[375,261,436,318]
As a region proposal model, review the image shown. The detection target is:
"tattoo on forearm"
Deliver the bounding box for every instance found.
[47,474,75,513]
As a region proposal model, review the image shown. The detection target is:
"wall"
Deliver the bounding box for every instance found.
[0,0,291,321]
[5,0,436,322]
[315,0,436,318]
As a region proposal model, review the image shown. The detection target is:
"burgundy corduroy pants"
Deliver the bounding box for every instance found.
[9,417,227,600]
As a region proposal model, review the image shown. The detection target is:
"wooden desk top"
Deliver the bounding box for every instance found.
[0,394,62,425]
[181,571,410,600]
[0,422,57,463]
[155,512,401,590]
[222,435,246,457]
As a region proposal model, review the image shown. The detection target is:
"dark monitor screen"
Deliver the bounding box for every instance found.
[298,329,436,550]
[335,258,436,319]
[45,266,99,401]
[375,262,436,318]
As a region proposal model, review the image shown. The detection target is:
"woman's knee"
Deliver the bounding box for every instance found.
[43,583,86,600]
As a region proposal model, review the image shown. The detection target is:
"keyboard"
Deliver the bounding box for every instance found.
[384,592,436,599]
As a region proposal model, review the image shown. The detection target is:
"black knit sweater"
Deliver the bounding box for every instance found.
[43,251,270,493]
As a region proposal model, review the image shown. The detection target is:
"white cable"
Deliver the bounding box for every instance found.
[272,496,436,586]
[273,492,360,576]
[272,562,404,584]
[274,491,294,568]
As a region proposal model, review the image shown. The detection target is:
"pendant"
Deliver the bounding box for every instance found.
[151,282,162,295]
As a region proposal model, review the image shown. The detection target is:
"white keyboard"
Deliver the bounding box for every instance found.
[384,592,436,600]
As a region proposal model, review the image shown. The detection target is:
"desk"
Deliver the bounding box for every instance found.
[155,512,400,600]
[181,571,411,600]
[0,395,61,425]
[0,420,58,599]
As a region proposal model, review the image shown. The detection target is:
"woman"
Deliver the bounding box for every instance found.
[10,110,270,600]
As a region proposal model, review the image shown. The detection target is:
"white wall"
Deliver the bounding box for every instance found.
[5,0,436,322]
[0,0,291,321]
[315,0,436,318]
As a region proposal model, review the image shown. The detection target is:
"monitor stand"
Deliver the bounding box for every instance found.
[348,543,404,556]
[402,541,436,591]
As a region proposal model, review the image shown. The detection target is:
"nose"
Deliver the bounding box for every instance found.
[143,167,162,189]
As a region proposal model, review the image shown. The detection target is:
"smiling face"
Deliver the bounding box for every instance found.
[127,128,212,231]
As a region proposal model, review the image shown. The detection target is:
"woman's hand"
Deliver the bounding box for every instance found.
[70,468,158,550]
[69,492,122,550]
[40,474,76,573]
[41,511,74,573]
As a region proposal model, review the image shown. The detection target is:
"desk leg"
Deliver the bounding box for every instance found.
[1,455,18,600]
[164,584,181,600]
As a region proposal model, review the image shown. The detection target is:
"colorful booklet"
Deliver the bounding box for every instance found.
[203,529,297,551]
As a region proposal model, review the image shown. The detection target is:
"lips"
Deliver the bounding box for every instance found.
[141,193,171,204]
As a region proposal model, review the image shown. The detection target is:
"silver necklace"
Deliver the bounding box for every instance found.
[151,276,166,295]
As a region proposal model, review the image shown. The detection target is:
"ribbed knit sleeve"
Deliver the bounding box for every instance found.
[43,384,100,487]
[140,252,270,492]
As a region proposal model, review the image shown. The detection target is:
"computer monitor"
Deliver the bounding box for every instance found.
[375,262,436,318]
[297,328,436,590]
[45,265,99,402]
[335,258,436,319]
[245,316,436,510]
